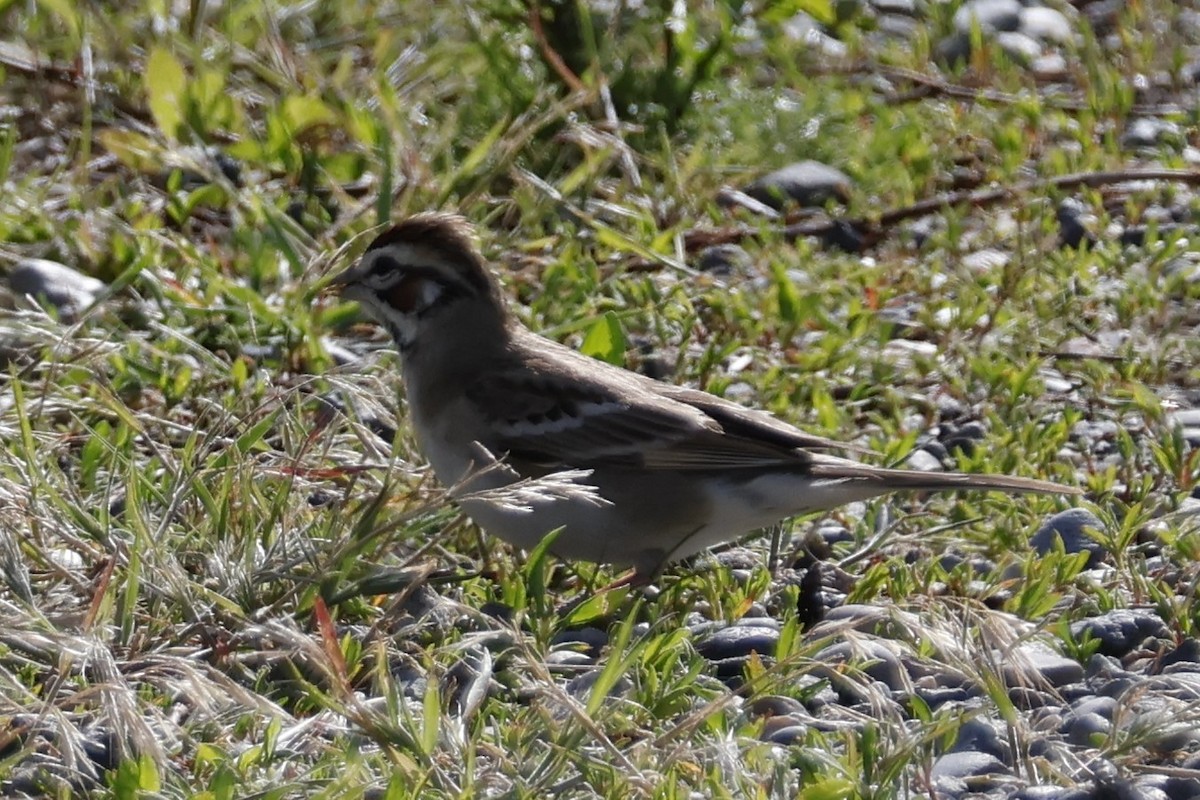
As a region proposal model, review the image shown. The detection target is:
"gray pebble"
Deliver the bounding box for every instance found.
[954,0,1022,33]
[10,257,105,316]
[1019,6,1074,43]
[1169,408,1200,427]
[950,716,1009,760]
[696,624,779,661]
[931,751,1009,789]
[749,695,805,718]
[1070,609,1171,657]
[743,160,853,211]
[1064,711,1111,746]
[1123,118,1182,150]
[1030,508,1108,567]
[871,0,916,15]
[550,626,609,656]
[696,244,752,275]
[565,668,631,700]
[1071,695,1117,719]
[1012,644,1085,687]
[995,31,1043,64]
[1012,787,1093,800]
[935,33,973,67]
[812,640,907,690]
[906,448,946,472]
[544,650,594,668]
[763,722,808,746]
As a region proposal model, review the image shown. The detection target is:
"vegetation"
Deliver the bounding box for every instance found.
[0,0,1198,797]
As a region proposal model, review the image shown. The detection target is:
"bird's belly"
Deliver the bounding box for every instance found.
[451,467,713,571]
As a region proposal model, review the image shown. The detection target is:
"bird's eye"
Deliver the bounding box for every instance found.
[364,254,405,289]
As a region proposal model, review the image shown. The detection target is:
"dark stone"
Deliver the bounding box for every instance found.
[10,258,105,315]
[743,160,853,211]
[1069,609,1171,658]
[696,624,780,661]
[551,627,609,658]
[1065,711,1111,746]
[931,751,1008,781]
[1030,509,1108,567]
[812,640,906,690]
[764,723,808,746]
[1122,118,1182,149]
[950,716,1009,760]
[953,0,1021,33]
[1058,199,1096,249]
[696,244,752,275]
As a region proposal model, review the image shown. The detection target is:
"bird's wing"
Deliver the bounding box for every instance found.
[465,356,815,471]
[654,383,874,455]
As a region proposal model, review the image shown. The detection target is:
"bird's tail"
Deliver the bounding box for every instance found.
[807,454,1082,496]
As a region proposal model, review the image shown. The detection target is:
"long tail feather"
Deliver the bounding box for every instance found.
[807,455,1082,495]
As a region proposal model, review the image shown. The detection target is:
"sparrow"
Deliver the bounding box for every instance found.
[330,212,1081,582]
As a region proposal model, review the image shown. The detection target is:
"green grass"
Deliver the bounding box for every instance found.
[1,0,1199,797]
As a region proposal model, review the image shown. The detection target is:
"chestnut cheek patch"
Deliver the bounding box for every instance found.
[387,275,443,314]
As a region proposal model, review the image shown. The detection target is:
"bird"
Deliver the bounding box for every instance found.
[329,212,1081,583]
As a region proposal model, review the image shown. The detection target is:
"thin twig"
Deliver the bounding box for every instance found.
[627,167,1200,269]
[526,1,586,94]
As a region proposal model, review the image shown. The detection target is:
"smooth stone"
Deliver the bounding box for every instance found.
[1064,711,1111,745]
[1032,51,1069,78]
[544,650,594,668]
[1123,118,1182,149]
[10,257,105,314]
[1030,509,1108,567]
[871,0,916,14]
[935,32,973,67]
[1161,638,1200,671]
[1069,609,1171,657]
[743,160,853,211]
[950,717,1009,760]
[931,750,1008,781]
[1160,776,1200,800]
[1170,408,1200,427]
[1012,788,1093,800]
[696,625,780,661]
[995,31,1043,63]
[906,448,945,472]
[812,640,907,690]
[962,248,1010,271]
[1058,199,1096,249]
[565,669,630,700]
[1008,644,1084,687]
[550,627,609,656]
[1070,695,1117,720]
[1009,685,1056,710]
[781,13,849,57]
[696,244,752,274]
[749,695,805,718]
[915,685,973,708]
[763,722,808,746]
[1019,6,1074,42]
[954,0,1021,33]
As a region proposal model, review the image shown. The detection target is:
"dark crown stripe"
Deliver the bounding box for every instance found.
[364,213,491,294]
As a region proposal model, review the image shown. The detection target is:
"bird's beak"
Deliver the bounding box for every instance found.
[320,264,362,299]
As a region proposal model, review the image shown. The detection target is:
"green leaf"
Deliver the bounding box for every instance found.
[96,128,163,173]
[580,311,626,366]
[145,47,188,140]
[761,0,835,26]
[770,259,804,325]
[35,0,81,40]
[280,95,337,135]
